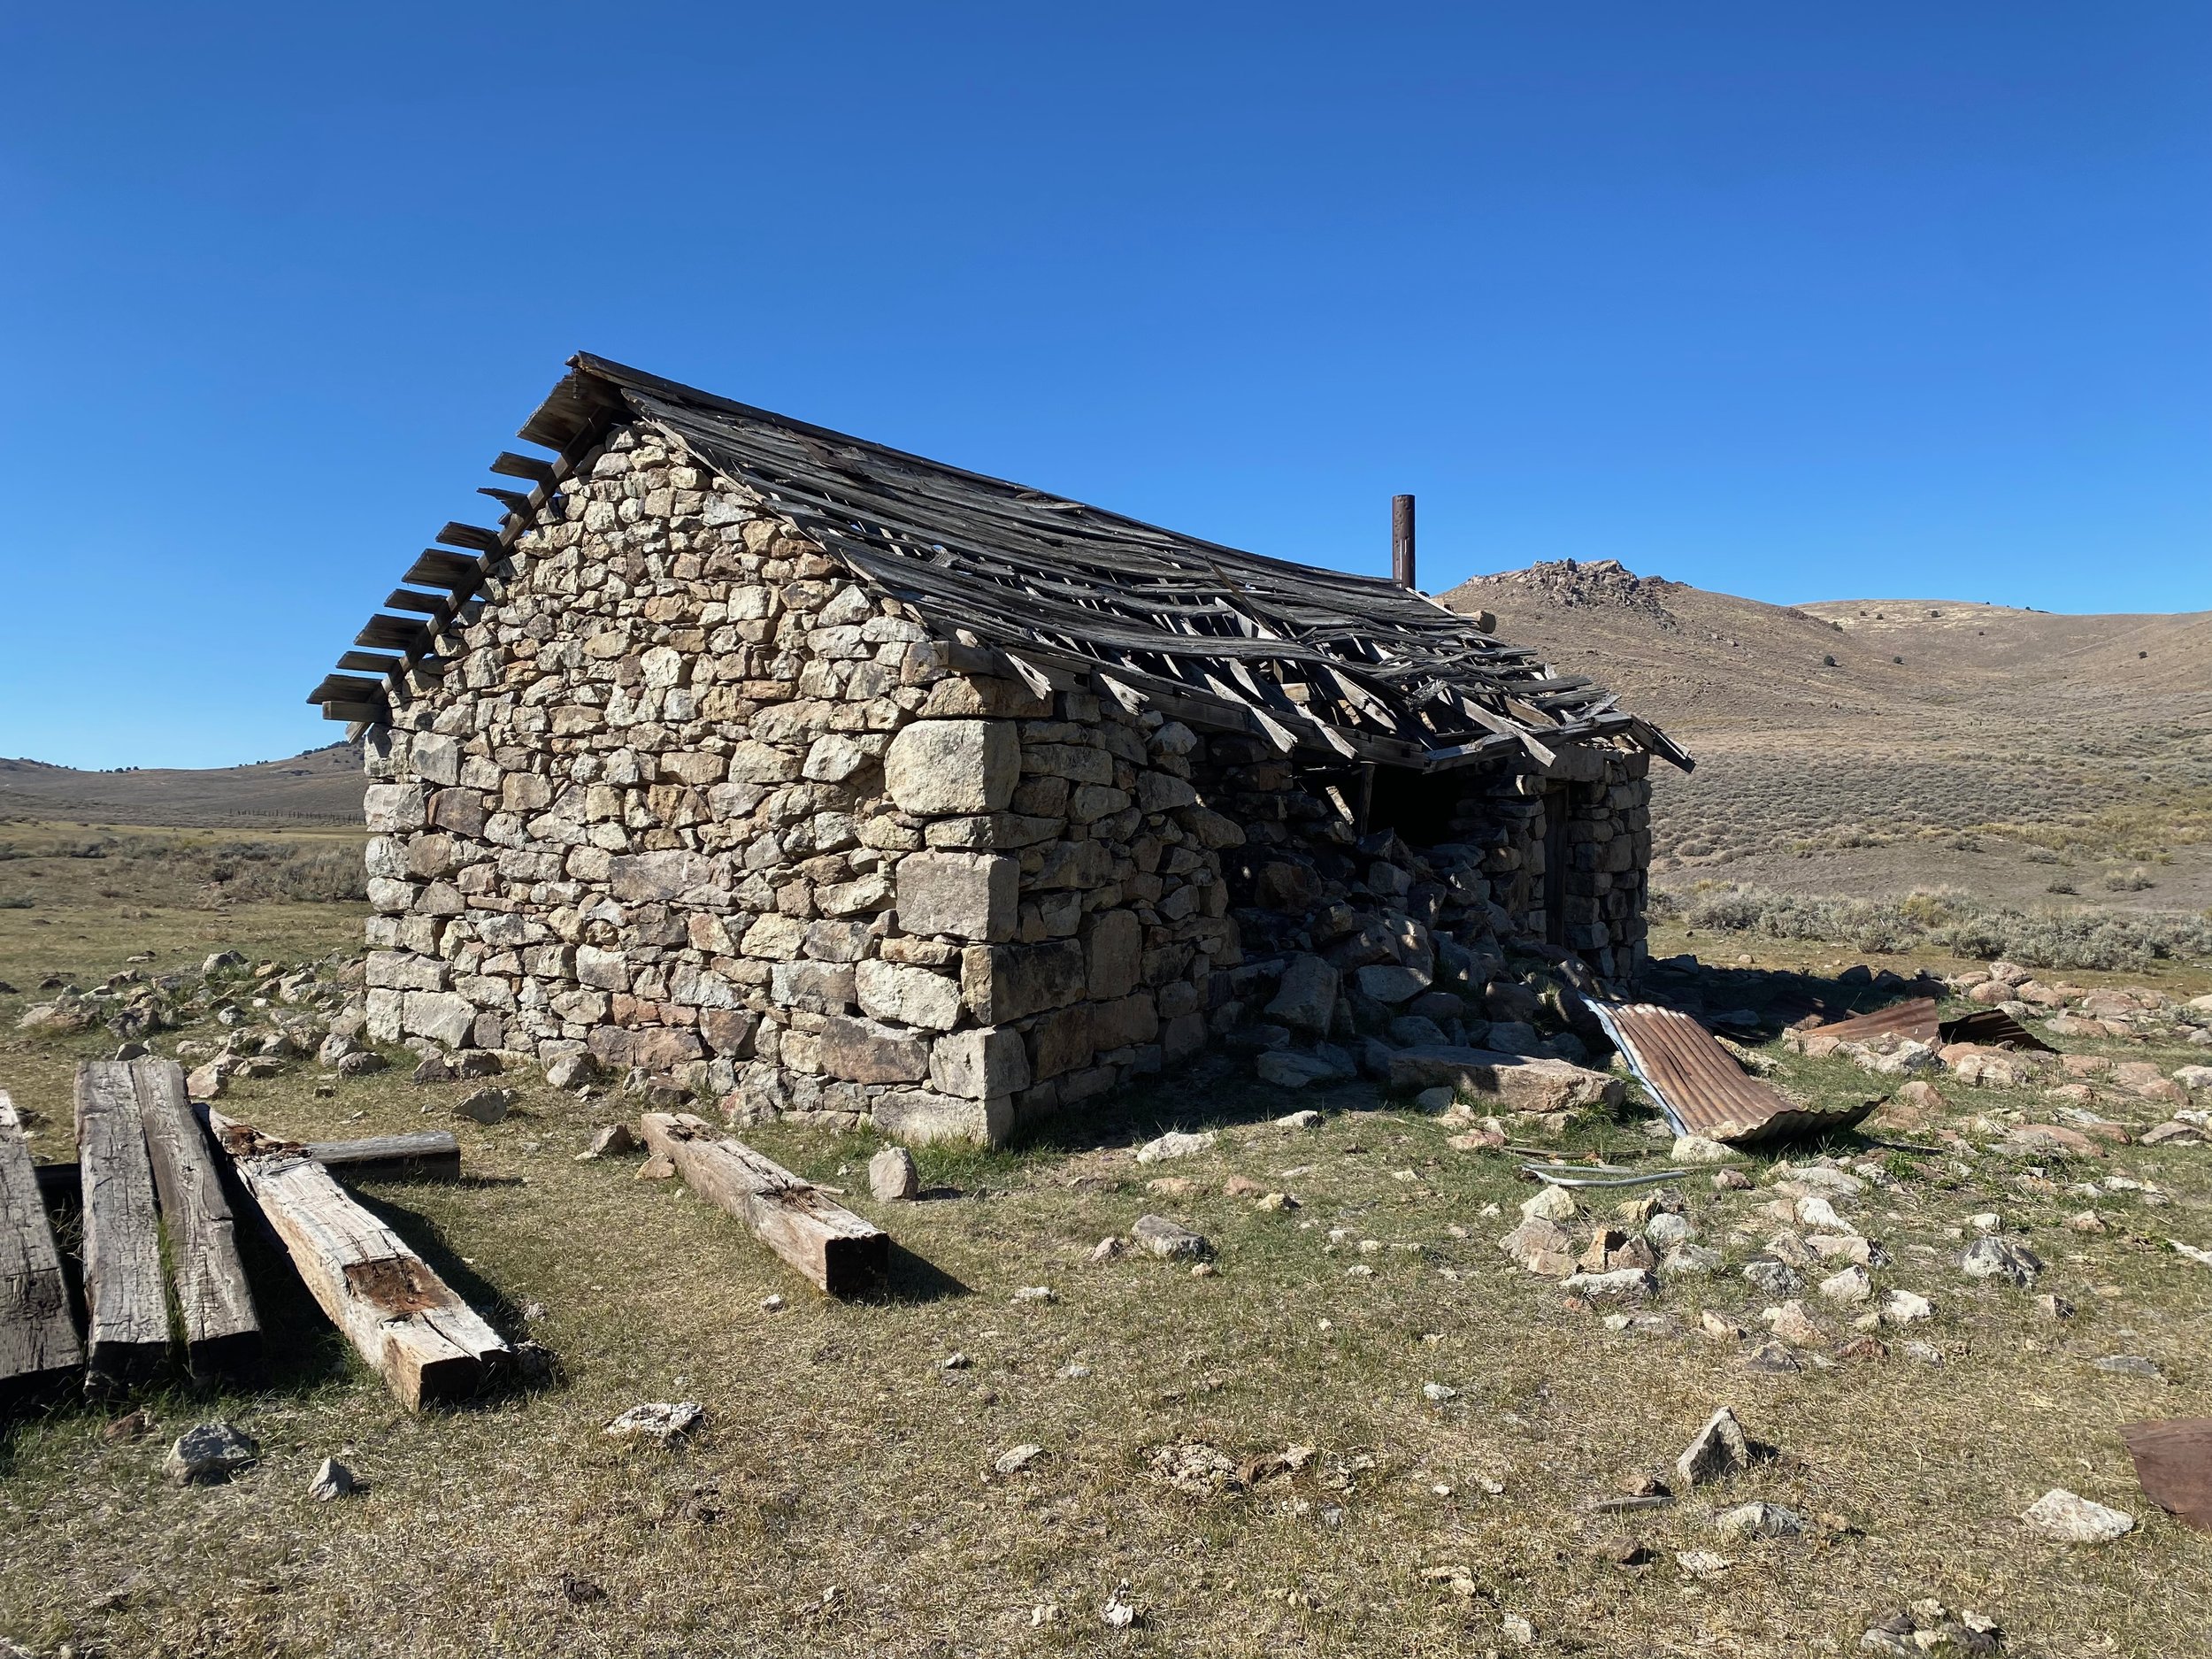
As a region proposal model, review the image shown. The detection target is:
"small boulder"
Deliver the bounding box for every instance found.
[604,1402,705,1442]
[1131,1215,1213,1260]
[1672,1134,1735,1164]
[308,1457,359,1501]
[165,1423,259,1485]
[869,1145,920,1201]
[1520,1184,1578,1223]
[1135,1130,1216,1164]
[1675,1407,1752,1488]
[336,1050,388,1079]
[456,1087,513,1125]
[2022,1488,2134,1543]
[1715,1502,1806,1540]
[545,1051,600,1092]
[1961,1236,2043,1287]
[994,1443,1046,1476]
[581,1123,635,1159]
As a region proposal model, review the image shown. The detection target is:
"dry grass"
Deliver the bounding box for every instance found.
[4,904,2212,1656]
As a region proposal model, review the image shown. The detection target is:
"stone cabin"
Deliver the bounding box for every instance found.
[309,355,1690,1144]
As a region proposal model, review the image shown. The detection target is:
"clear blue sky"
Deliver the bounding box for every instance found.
[3,4,2207,770]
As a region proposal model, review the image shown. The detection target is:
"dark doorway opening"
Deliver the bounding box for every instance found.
[1541,783,1570,947]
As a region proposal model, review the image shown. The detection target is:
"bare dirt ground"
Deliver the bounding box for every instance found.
[0,743,364,828]
[1440,565,2212,915]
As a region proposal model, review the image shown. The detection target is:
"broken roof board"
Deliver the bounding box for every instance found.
[310,354,1691,778]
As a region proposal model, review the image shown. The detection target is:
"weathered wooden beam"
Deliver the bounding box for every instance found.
[301,1131,461,1183]
[205,1110,505,1409]
[1,1090,82,1394]
[125,1060,259,1379]
[73,1065,173,1387]
[638,1113,887,1296]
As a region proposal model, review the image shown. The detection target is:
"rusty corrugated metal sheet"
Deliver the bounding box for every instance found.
[1588,1001,1878,1148]
[1938,1007,2057,1053]
[1809,997,1941,1046]
[1808,997,2057,1055]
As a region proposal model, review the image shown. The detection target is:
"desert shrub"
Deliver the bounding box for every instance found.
[0,895,32,910]
[2101,867,2154,892]
[1672,881,2212,971]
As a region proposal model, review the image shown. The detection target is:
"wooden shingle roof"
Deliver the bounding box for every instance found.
[311,353,1690,775]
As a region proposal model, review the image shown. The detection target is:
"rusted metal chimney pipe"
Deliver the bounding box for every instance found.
[1391,494,1416,589]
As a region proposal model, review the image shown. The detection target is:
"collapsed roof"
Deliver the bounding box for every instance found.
[310,353,1690,775]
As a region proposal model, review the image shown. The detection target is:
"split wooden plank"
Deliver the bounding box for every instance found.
[205,1108,505,1409]
[1,1089,82,1392]
[638,1113,887,1296]
[122,1060,259,1379]
[74,1064,174,1386]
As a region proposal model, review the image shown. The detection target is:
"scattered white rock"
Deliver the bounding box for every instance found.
[1519,1184,1578,1223]
[603,1402,705,1441]
[1012,1286,1056,1303]
[1674,1549,1733,1578]
[1818,1265,1873,1305]
[1102,1581,1141,1628]
[1422,1382,1458,1402]
[2023,1488,2135,1543]
[1276,1110,1324,1130]
[1880,1289,1934,1325]
[1135,1130,1216,1164]
[994,1443,1045,1476]
[1672,1135,1734,1164]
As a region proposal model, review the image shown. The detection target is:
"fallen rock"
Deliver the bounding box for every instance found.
[1880,1289,1934,1325]
[308,1457,359,1501]
[1817,1265,1873,1305]
[1672,1134,1735,1164]
[604,1402,705,1442]
[2022,1488,2134,1543]
[1675,1407,1752,1488]
[1715,1502,1807,1540]
[1742,1257,1804,1297]
[1762,1300,1827,1347]
[1131,1214,1213,1259]
[1386,1047,1624,1113]
[1519,1184,1578,1223]
[165,1423,259,1485]
[456,1087,513,1125]
[1256,1051,1340,1089]
[581,1123,634,1159]
[869,1145,920,1201]
[2093,1354,2163,1379]
[1742,1342,1802,1374]
[1135,1130,1216,1164]
[1562,1268,1657,1298]
[1961,1236,2043,1287]
[545,1051,600,1091]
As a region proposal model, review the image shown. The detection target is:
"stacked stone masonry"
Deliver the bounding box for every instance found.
[358,419,1652,1143]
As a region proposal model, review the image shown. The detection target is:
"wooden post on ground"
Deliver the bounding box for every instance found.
[73,1064,173,1387]
[638,1112,887,1296]
[205,1108,508,1409]
[1,1089,82,1394]
[122,1059,260,1379]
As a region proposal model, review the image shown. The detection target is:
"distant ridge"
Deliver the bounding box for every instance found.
[0,742,364,827]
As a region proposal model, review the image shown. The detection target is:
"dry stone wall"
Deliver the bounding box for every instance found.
[357,419,1244,1141]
